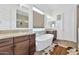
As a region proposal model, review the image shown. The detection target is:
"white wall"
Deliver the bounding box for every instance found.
[0,4,33,30]
[10,4,17,29]
[0,4,12,29]
[28,5,33,28]
[52,5,77,42]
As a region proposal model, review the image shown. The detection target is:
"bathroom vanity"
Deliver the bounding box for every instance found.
[0,31,36,55]
[46,30,57,41]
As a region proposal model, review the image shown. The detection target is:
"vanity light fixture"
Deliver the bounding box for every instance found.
[33,7,44,15]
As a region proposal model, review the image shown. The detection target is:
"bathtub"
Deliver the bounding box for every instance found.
[36,34,54,51]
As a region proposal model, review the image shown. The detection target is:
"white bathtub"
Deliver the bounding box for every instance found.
[36,34,54,51]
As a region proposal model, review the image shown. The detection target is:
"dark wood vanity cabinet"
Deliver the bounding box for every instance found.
[46,30,57,41]
[0,38,13,55]
[13,35,30,55]
[14,40,29,55]
[0,44,13,55]
[13,34,36,55]
[0,34,36,55]
[29,34,36,55]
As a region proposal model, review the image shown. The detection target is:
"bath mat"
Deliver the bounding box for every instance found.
[42,44,78,55]
[47,45,71,55]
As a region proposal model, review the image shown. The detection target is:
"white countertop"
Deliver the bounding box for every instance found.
[0,32,35,39]
[46,28,56,31]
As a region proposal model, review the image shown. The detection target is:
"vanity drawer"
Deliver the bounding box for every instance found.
[14,35,29,43]
[0,38,13,47]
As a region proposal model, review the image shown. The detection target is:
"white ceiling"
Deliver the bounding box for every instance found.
[33,4,74,16]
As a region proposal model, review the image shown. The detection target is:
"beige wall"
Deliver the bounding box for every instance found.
[33,11,44,28]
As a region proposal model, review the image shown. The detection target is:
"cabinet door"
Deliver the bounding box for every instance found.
[29,34,36,55]
[14,40,29,55]
[0,44,13,55]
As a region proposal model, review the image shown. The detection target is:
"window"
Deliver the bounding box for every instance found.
[33,7,44,28]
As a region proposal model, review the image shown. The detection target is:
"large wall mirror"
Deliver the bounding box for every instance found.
[16,5,29,28]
